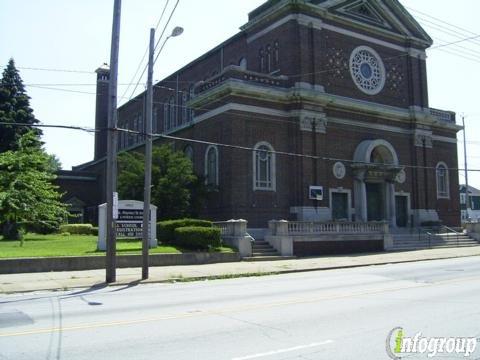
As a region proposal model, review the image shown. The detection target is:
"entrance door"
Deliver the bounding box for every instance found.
[395,195,408,227]
[332,192,349,220]
[366,183,384,221]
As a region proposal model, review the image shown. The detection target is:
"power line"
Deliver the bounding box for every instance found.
[17,66,94,74]
[0,122,97,133]
[407,6,480,42]
[120,0,171,101]
[127,0,181,102]
[115,126,480,173]
[4,121,480,172]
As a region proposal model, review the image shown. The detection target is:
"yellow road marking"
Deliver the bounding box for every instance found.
[1,274,479,338]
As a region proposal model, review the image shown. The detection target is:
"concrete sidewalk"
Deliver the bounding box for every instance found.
[1,246,480,294]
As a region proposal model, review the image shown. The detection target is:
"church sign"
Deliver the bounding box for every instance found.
[98,200,157,250]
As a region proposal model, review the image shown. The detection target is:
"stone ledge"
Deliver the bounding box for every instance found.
[0,253,241,274]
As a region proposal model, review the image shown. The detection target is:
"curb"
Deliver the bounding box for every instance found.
[2,253,479,294]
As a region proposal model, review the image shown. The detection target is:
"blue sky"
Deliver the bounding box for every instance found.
[1,0,479,187]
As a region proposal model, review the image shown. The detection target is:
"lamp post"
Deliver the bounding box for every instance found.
[142,26,183,280]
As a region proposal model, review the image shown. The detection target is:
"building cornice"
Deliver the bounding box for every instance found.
[190,79,460,133]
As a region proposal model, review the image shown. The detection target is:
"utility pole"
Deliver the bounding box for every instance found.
[142,28,155,280]
[462,115,470,221]
[106,0,122,283]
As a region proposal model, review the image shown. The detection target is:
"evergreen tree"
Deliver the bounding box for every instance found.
[0,132,68,241]
[0,58,42,153]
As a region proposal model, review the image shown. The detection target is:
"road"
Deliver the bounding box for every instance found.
[1,257,480,359]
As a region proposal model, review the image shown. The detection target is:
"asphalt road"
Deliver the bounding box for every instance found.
[1,257,480,360]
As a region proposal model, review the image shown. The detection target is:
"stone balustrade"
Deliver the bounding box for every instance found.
[269,220,388,236]
[213,219,252,257]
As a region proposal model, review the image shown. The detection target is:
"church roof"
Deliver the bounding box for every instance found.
[247,0,432,48]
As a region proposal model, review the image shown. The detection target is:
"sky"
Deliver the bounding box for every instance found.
[0,0,479,187]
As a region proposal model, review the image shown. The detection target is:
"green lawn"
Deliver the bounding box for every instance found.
[0,234,234,259]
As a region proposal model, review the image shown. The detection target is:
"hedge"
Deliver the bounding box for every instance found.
[157,219,212,243]
[59,224,94,235]
[173,226,221,250]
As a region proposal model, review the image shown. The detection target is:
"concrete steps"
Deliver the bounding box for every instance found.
[242,239,295,261]
[392,232,479,250]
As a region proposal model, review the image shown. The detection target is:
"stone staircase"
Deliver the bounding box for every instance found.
[392,230,479,251]
[243,229,293,261]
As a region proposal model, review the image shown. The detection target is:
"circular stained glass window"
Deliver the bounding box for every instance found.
[349,46,385,95]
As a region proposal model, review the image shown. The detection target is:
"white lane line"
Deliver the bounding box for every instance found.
[231,340,334,360]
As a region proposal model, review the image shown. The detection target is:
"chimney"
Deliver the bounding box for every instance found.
[94,63,110,160]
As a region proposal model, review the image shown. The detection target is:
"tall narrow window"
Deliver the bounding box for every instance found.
[205,145,218,186]
[259,47,265,73]
[182,90,187,125]
[239,57,247,70]
[253,142,275,191]
[169,96,175,129]
[163,99,169,132]
[189,85,195,122]
[184,145,194,165]
[274,41,279,69]
[266,45,272,73]
[436,162,449,199]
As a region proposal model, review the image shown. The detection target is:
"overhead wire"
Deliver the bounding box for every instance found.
[127,0,181,102]
[120,0,171,101]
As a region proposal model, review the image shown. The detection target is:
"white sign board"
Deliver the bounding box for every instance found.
[98,200,157,251]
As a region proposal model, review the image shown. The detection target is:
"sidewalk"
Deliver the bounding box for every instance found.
[1,246,480,294]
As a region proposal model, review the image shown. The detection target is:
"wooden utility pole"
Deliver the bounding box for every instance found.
[142,28,155,280]
[462,115,470,220]
[106,0,121,283]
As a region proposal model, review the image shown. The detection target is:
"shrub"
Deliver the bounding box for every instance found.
[173,226,221,250]
[90,227,99,236]
[59,224,93,235]
[157,219,212,243]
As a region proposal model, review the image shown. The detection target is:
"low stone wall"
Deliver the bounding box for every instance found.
[266,220,390,256]
[465,223,480,241]
[0,252,241,274]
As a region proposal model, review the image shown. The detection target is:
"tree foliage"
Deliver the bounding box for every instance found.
[0,58,42,153]
[117,145,206,220]
[0,132,68,240]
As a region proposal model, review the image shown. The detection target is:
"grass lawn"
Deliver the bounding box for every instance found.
[0,233,234,259]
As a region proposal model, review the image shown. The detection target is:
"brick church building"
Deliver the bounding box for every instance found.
[58,0,461,229]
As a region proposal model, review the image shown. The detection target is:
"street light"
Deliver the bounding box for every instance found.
[154,27,184,65]
[142,26,183,280]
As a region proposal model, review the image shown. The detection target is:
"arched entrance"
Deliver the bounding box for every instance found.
[352,140,403,226]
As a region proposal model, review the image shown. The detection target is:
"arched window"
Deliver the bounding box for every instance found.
[184,145,194,165]
[253,142,275,191]
[205,145,219,186]
[436,162,449,199]
[259,47,265,73]
[239,57,247,70]
[169,96,175,129]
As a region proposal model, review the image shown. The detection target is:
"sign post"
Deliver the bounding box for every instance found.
[98,200,157,251]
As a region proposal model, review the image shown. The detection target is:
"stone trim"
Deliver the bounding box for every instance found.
[246,13,427,58]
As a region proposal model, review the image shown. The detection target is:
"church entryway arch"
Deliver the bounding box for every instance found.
[352,140,404,226]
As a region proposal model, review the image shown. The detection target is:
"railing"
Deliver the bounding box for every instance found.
[429,108,455,124]
[285,221,386,235]
[419,225,461,248]
[196,66,289,95]
[213,221,231,236]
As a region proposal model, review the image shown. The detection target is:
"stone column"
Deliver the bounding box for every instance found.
[354,179,367,222]
[386,182,396,227]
